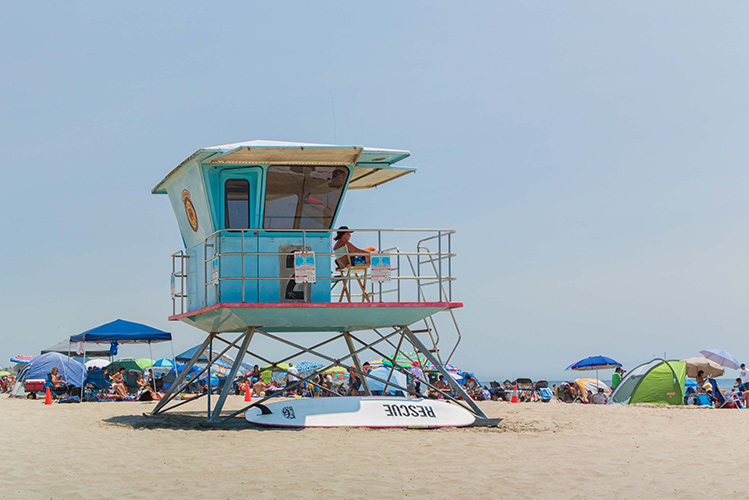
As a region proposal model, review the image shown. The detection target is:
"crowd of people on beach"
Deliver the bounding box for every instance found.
[7,355,749,409]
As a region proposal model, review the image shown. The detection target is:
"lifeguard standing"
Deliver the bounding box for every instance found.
[149,140,493,427]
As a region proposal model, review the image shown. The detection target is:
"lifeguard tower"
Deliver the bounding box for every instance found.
[149,140,492,426]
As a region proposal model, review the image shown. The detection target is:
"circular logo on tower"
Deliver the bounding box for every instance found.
[182,189,199,232]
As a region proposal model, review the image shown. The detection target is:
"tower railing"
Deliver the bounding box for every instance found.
[169,228,456,314]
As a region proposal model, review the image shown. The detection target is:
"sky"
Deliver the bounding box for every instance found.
[1,2,748,382]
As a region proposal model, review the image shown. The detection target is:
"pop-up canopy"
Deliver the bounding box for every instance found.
[70,319,171,344]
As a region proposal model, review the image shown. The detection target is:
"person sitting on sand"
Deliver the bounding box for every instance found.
[590,387,608,404]
[435,375,449,393]
[136,372,148,390]
[333,226,377,269]
[463,375,479,395]
[252,378,267,396]
[109,367,129,398]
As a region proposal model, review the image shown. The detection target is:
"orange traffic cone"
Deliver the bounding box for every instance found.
[44,387,52,405]
[510,385,519,404]
[244,384,251,402]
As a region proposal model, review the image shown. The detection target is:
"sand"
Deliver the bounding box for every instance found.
[1,396,745,499]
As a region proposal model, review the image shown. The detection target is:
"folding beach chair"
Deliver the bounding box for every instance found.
[709,379,743,409]
[513,378,535,402]
[83,370,111,401]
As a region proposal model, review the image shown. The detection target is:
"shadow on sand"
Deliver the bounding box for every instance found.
[103,412,303,432]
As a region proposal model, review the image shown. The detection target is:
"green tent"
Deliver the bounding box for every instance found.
[609,359,686,405]
[105,359,144,375]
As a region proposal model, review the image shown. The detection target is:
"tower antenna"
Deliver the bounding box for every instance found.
[330,90,337,144]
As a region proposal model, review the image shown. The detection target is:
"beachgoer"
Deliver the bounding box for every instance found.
[333,226,377,269]
[435,375,449,393]
[611,367,623,389]
[284,363,299,393]
[109,368,129,398]
[50,367,66,391]
[464,375,479,395]
[734,378,744,394]
[250,365,262,383]
[739,364,749,390]
[410,364,424,394]
[252,378,267,396]
[590,387,608,404]
[696,370,707,389]
[348,366,361,395]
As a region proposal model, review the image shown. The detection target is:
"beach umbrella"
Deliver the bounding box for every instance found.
[296,361,324,378]
[565,355,622,392]
[698,349,740,370]
[85,359,109,369]
[323,365,348,382]
[153,358,175,368]
[682,357,725,378]
[0,371,11,377]
[10,355,34,364]
[136,358,154,370]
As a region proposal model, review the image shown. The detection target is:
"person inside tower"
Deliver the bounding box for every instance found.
[333,226,377,269]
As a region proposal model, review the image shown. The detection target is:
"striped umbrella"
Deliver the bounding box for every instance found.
[10,355,34,364]
[296,361,324,378]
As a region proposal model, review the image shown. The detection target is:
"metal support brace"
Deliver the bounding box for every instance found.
[150,334,212,415]
[209,328,255,422]
[402,325,488,419]
[343,331,371,396]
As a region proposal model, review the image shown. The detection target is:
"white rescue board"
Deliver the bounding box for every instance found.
[245,396,475,428]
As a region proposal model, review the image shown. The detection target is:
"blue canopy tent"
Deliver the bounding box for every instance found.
[69,319,174,394]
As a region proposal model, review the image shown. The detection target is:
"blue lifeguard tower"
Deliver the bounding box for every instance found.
[149,140,490,424]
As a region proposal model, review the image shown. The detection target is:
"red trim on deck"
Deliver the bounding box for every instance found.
[169,301,463,321]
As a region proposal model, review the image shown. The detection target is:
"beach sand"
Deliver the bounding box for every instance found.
[1,396,745,498]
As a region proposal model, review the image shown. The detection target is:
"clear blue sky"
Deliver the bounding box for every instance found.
[1,2,747,382]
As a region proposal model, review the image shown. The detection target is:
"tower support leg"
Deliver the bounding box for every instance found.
[209,328,255,423]
[343,331,371,396]
[150,334,212,416]
[402,325,488,419]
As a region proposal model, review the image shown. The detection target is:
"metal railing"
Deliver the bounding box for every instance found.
[169,228,456,314]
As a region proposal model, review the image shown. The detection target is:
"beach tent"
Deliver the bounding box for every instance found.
[42,339,110,357]
[573,378,611,403]
[70,319,171,344]
[367,366,408,395]
[175,345,234,364]
[609,359,686,405]
[23,352,86,387]
[106,359,144,375]
[70,319,174,391]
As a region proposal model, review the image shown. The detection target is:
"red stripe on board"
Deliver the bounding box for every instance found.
[169,301,463,321]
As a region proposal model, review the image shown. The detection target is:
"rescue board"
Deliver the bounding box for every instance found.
[244,396,476,428]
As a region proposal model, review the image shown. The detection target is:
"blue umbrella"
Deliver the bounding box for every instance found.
[565,355,622,371]
[565,355,622,393]
[153,358,174,368]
